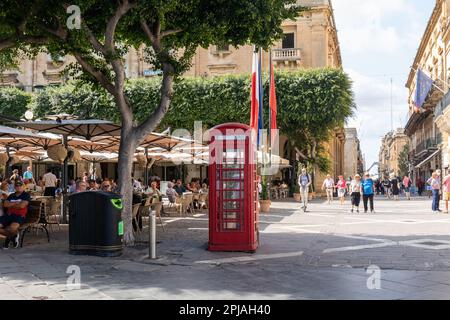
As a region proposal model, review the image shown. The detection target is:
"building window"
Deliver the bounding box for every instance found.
[282,33,295,49]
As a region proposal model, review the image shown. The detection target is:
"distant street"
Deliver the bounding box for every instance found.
[2,196,450,300]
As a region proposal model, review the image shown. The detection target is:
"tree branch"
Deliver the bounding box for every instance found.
[140,19,158,49]
[73,53,115,94]
[104,0,136,54]
[82,24,106,54]
[161,29,183,38]
[135,62,175,142]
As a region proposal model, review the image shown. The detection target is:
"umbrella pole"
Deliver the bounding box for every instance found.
[5,146,12,179]
[144,148,149,187]
[62,135,69,224]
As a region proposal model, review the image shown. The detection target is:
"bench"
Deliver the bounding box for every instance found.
[18,200,50,247]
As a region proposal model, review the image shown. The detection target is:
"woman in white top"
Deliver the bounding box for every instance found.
[322,174,334,204]
[350,174,362,213]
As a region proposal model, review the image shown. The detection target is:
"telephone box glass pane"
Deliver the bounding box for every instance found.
[223,201,239,210]
[223,181,241,190]
[223,149,244,164]
[223,170,241,179]
[224,191,242,199]
[223,222,240,230]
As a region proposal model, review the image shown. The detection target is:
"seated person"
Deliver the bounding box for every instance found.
[174,179,186,195]
[166,182,179,203]
[88,179,98,191]
[9,169,21,182]
[0,181,11,217]
[199,183,209,194]
[148,181,162,203]
[186,182,198,193]
[75,180,87,193]
[100,181,112,192]
[0,181,31,248]
[68,180,77,193]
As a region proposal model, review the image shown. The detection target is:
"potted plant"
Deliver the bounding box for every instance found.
[259,176,271,213]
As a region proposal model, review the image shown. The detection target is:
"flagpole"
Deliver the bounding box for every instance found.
[259,47,265,175]
[268,48,272,168]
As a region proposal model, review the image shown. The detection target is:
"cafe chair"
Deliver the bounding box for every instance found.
[198,193,208,210]
[151,201,165,231]
[132,203,141,237]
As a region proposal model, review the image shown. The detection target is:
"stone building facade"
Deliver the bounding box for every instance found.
[379,129,409,179]
[343,128,364,179]
[405,0,450,182]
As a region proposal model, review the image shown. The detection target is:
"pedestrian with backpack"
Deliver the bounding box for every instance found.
[362,172,375,213]
[298,168,312,212]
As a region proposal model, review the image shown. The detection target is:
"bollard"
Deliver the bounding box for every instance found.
[149,208,156,259]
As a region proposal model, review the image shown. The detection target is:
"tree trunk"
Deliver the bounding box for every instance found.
[117,125,137,246]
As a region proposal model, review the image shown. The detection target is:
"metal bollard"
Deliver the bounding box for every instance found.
[149,208,156,259]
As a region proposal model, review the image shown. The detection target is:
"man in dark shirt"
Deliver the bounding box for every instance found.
[174,179,186,195]
[0,181,31,248]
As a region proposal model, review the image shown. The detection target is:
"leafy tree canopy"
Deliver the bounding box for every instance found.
[15,68,354,169]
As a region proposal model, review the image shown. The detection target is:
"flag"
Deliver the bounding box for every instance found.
[415,69,433,112]
[250,47,263,148]
[257,50,264,147]
[269,51,277,133]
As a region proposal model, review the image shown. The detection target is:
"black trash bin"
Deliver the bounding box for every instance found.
[69,191,124,257]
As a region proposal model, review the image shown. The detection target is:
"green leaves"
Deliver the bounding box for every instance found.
[0,87,33,123]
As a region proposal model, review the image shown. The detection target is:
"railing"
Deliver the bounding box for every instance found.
[272,48,301,62]
[435,89,450,117]
[415,138,438,154]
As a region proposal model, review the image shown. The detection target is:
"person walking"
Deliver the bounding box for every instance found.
[23,166,35,184]
[390,174,400,201]
[362,172,375,213]
[382,178,391,199]
[322,174,334,205]
[336,175,347,205]
[416,177,424,196]
[350,174,362,213]
[298,168,312,212]
[427,172,441,212]
[43,169,58,197]
[403,175,412,200]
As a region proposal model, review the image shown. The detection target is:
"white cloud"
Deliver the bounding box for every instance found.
[332,0,433,168]
[333,0,426,55]
[345,69,409,169]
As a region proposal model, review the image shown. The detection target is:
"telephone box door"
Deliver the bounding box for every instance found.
[208,123,258,252]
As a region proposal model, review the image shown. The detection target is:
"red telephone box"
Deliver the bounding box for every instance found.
[208,123,259,252]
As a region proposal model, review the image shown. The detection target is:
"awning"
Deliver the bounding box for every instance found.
[415,149,441,169]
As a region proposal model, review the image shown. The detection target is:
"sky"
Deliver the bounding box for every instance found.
[332,0,436,172]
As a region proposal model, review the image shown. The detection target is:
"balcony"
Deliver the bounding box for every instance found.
[412,138,439,164]
[421,80,445,111]
[434,89,450,118]
[272,48,301,64]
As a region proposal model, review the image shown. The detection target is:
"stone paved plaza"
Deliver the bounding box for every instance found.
[2,195,450,300]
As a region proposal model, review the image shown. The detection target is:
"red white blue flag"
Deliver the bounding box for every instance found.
[250,48,263,148]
